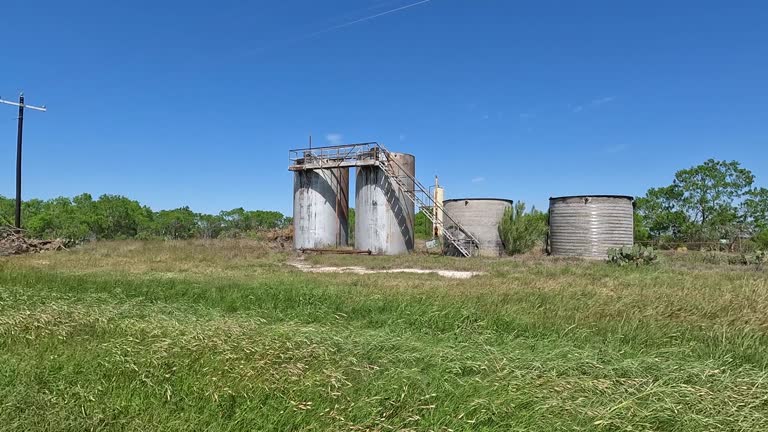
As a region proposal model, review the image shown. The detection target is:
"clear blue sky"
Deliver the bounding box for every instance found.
[2,0,767,215]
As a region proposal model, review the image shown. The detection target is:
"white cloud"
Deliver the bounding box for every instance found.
[604,143,628,154]
[592,96,615,106]
[325,133,343,145]
[573,96,615,113]
[471,176,485,183]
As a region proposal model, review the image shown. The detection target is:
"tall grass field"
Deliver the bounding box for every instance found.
[1,240,767,430]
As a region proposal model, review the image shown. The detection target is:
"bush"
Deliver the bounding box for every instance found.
[736,250,766,269]
[755,230,768,250]
[607,245,658,266]
[498,202,548,255]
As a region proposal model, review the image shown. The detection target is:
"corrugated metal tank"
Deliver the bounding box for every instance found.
[293,168,349,249]
[549,195,634,258]
[354,153,415,255]
[443,198,513,257]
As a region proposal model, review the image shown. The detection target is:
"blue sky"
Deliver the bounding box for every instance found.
[2,0,767,215]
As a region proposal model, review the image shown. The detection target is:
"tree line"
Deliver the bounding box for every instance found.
[0,193,446,245]
[635,159,767,249]
[3,159,765,250]
[0,193,291,242]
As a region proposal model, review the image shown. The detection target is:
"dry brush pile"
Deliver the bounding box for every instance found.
[0,226,66,256]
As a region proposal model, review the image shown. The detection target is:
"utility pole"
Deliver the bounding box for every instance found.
[0,93,47,229]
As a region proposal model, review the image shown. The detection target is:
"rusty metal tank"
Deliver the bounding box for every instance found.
[293,168,350,249]
[548,195,634,258]
[443,198,513,257]
[354,153,415,255]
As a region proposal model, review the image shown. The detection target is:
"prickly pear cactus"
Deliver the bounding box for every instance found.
[607,245,658,266]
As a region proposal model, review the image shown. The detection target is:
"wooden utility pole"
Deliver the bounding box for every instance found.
[0,93,47,229]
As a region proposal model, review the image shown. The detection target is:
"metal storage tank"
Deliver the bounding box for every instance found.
[293,168,350,249]
[355,153,415,255]
[549,195,634,258]
[443,198,513,257]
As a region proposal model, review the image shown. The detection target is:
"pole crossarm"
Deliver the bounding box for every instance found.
[0,97,47,112]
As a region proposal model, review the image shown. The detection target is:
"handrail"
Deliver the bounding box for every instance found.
[375,145,479,241]
[287,142,379,153]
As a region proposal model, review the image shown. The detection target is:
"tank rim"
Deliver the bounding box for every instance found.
[443,198,514,204]
[549,194,634,201]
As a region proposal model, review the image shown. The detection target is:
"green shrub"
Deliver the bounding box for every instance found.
[498,202,548,255]
[697,251,733,265]
[607,245,658,266]
[735,250,767,269]
[755,230,768,250]
[414,210,434,239]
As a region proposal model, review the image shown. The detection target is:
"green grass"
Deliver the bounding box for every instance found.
[1,240,767,431]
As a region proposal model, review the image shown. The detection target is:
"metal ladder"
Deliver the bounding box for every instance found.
[375,145,480,257]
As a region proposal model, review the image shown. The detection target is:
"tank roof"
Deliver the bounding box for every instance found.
[549,194,634,201]
[444,198,514,204]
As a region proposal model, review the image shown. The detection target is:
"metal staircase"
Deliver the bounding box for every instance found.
[288,142,480,257]
[374,145,480,257]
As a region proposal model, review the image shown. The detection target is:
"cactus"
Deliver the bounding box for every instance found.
[607,245,658,266]
[739,250,766,269]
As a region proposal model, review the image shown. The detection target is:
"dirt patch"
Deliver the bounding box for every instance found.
[287,261,484,279]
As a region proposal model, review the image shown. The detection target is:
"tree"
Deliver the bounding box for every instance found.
[92,195,152,239]
[152,207,198,239]
[498,202,548,255]
[744,187,768,233]
[248,210,287,229]
[635,185,689,240]
[636,159,756,243]
[633,212,651,243]
[196,213,224,239]
[756,229,768,249]
[219,208,249,235]
[674,159,754,225]
[21,199,46,227]
[218,208,287,236]
[0,195,13,225]
[24,196,92,241]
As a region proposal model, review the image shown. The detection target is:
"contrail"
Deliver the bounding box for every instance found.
[304,0,432,39]
[251,0,431,53]
[321,0,413,25]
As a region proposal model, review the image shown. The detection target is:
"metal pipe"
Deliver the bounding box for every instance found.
[299,248,373,255]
